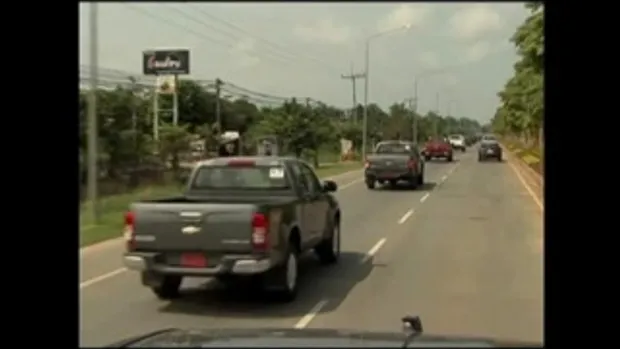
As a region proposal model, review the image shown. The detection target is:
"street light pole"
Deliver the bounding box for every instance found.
[87,2,100,223]
[413,77,419,144]
[361,24,411,160]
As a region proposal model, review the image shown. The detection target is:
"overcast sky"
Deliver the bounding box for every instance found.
[79,2,529,123]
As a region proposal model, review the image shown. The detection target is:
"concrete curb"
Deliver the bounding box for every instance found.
[79,165,363,253]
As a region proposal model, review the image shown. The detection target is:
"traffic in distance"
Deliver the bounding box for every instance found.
[91,133,543,347]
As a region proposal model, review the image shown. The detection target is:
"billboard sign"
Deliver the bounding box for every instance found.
[142,49,190,75]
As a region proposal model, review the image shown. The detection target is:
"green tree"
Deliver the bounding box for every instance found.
[493,3,544,148]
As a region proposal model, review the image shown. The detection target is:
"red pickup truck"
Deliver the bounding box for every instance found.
[422,138,453,162]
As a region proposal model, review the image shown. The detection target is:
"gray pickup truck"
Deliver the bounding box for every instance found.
[122,156,341,302]
[364,140,425,190]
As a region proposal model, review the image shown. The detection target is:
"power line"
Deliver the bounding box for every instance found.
[79,64,305,103]
[161,4,294,66]
[125,4,341,77]
[188,4,342,75]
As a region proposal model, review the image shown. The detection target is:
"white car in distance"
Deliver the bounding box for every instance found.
[448,134,466,152]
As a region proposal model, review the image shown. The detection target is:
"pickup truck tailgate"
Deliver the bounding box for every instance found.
[131,202,256,254]
[367,154,411,169]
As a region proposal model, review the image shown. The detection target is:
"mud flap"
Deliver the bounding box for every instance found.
[141,271,165,288]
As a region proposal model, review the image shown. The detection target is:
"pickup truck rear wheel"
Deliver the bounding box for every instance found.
[267,247,299,302]
[315,222,340,264]
[446,155,453,162]
[365,180,375,189]
[149,275,182,300]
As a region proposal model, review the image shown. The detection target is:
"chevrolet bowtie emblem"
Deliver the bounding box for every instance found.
[182,226,200,235]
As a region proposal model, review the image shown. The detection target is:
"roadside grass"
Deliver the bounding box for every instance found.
[501,139,543,175]
[79,161,361,247]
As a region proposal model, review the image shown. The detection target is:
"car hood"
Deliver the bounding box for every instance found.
[110,328,541,348]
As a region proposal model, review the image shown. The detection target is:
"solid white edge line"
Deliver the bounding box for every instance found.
[338,178,364,190]
[80,267,127,289]
[294,299,329,329]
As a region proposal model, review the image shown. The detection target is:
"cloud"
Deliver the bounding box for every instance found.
[230,38,260,68]
[442,74,459,87]
[449,4,502,41]
[417,51,439,69]
[464,41,491,63]
[293,18,351,44]
[377,4,432,32]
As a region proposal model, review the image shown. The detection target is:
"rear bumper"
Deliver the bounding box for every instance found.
[365,169,416,181]
[123,252,273,276]
[479,149,502,158]
[422,150,452,158]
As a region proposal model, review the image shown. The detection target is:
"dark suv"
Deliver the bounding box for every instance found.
[364,141,425,189]
[478,135,502,161]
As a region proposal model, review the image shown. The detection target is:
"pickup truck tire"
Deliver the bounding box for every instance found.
[446,155,453,162]
[264,245,299,302]
[366,180,376,189]
[149,275,182,300]
[424,156,431,161]
[417,172,424,185]
[408,179,418,190]
[315,221,340,265]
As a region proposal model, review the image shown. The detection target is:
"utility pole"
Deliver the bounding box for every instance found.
[87,2,100,223]
[172,75,179,126]
[412,77,419,144]
[215,78,223,133]
[362,40,370,160]
[434,92,440,137]
[341,62,366,123]
[128,76,139,186]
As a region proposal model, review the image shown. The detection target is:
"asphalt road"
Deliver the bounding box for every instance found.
[79,149,543,346]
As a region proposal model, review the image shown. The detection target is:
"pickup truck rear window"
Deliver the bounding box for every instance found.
[190,166,290,189]
[375,143,412,154]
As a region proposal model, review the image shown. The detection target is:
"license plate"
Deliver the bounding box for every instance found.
[486,149,494,154]
[383,173,395,178]
[180,253,207,268]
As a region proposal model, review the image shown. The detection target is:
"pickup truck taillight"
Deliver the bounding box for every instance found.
[251,212,269,252]
[364,159,370,168]
[123,211,136,252]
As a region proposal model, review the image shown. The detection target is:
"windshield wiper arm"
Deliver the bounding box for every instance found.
[401,315,424,348]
